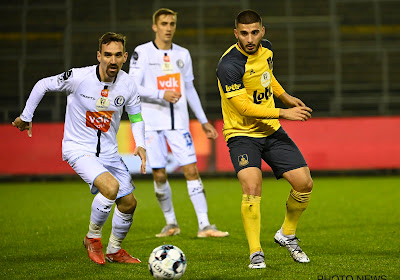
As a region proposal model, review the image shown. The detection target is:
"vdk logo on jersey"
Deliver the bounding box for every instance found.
[261,71,271,88]
[157,73,181,92]
[86,111,113,132]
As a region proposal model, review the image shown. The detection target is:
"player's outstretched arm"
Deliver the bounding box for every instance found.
[201,122,218,139]
[133,146,146,174]
[12,116,32,137]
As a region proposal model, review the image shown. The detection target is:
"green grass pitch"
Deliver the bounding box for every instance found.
[0,176,399,279]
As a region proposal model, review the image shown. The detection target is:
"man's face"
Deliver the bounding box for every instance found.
[234,22,265,55]
[97,41,127,82]
[152,14,176,44]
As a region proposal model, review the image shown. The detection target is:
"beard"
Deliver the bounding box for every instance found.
[106,65,119,77]
[238,40,261,55]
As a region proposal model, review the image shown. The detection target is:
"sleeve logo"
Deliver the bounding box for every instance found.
[86,111,113,132]
[225,83,241,92]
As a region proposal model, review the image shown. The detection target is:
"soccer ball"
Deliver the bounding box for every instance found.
[148,244,187,279]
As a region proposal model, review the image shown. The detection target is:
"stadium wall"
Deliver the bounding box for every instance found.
[2,116,400,176]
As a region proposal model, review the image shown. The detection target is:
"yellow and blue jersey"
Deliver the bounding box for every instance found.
[217,39,285,141]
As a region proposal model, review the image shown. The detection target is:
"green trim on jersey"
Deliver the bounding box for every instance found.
[128,113,143,123]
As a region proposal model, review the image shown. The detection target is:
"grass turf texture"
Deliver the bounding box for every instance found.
[0,176,399,280]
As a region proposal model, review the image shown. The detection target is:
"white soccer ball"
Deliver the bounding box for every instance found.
[148,244,187,279]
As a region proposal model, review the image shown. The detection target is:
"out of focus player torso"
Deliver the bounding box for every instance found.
[130,41,193,131]
[217,40,281,141]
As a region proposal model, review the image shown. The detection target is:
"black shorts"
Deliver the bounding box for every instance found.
[227,127,307,179]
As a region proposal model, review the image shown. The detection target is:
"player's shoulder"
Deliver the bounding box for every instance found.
[171,43,189,53]
[59,65,95,83]
[217,44,247,72]
[134,41,153,51]
[261,39,273,51]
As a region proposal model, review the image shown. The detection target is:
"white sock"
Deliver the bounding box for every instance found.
[187,179,210,230]
[154,180,177,225]
[107,207,133,254]
[87,193,115,238]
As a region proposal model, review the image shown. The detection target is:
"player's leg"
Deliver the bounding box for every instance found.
[263,127,312,263]
[227,136,265,268]
[104,156,140,263]
[181,162,229,237]
[281,167,313,236]
[66,153,119,265]
[146,131,179,237]
[167,129,228,238]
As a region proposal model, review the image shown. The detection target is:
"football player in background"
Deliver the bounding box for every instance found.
[129,8,228,238]
[216,10,314,268]
[12,32,146,265]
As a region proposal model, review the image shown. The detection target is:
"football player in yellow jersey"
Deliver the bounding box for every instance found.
[216,10,314,269]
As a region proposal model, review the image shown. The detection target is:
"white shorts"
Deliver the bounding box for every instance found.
[65,152,134,199]
[145,129,197,169]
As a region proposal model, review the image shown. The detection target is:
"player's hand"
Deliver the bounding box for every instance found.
[201,122,218,139]
[12,116,32,137]
[164,90,181,104]
[279,92,306,108]
[280,107,312,121]
[133,146,146,174]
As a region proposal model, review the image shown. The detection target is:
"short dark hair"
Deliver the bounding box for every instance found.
[153,8,177,25]
[235,9,262,28]
[98,32,126,52]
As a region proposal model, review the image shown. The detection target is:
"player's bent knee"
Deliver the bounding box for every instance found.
[116,194,137,214]
[153,169,167,183]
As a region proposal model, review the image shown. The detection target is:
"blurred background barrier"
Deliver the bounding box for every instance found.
[2,116,400,176]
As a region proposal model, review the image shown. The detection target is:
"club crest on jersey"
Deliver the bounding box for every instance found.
[261,71,271,88]
[176,59,184,69]
[238,154,249,167]
[114,95,125,107]
[133,51,139,61]
[96,97,110,111]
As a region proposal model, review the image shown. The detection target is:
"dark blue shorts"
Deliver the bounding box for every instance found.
[227,127,307,179]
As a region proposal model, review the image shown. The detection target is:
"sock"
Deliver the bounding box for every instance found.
[87,193,115,238]
[282,188,312,236]
[154,180,177,225]
[187,179,210,230]
[241,194,262,255]
[107,207,133,254]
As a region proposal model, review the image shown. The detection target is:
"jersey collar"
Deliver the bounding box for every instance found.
[152,40,173,50]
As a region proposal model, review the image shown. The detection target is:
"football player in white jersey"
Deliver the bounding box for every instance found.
[129,8,228,238]
[12,32,146,265]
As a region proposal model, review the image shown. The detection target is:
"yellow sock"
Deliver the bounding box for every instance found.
[282,188,312,236]
[241,194,262,254]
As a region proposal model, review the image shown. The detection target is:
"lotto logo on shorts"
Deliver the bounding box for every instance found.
[86,111,113,132]
[157,73,181,92]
